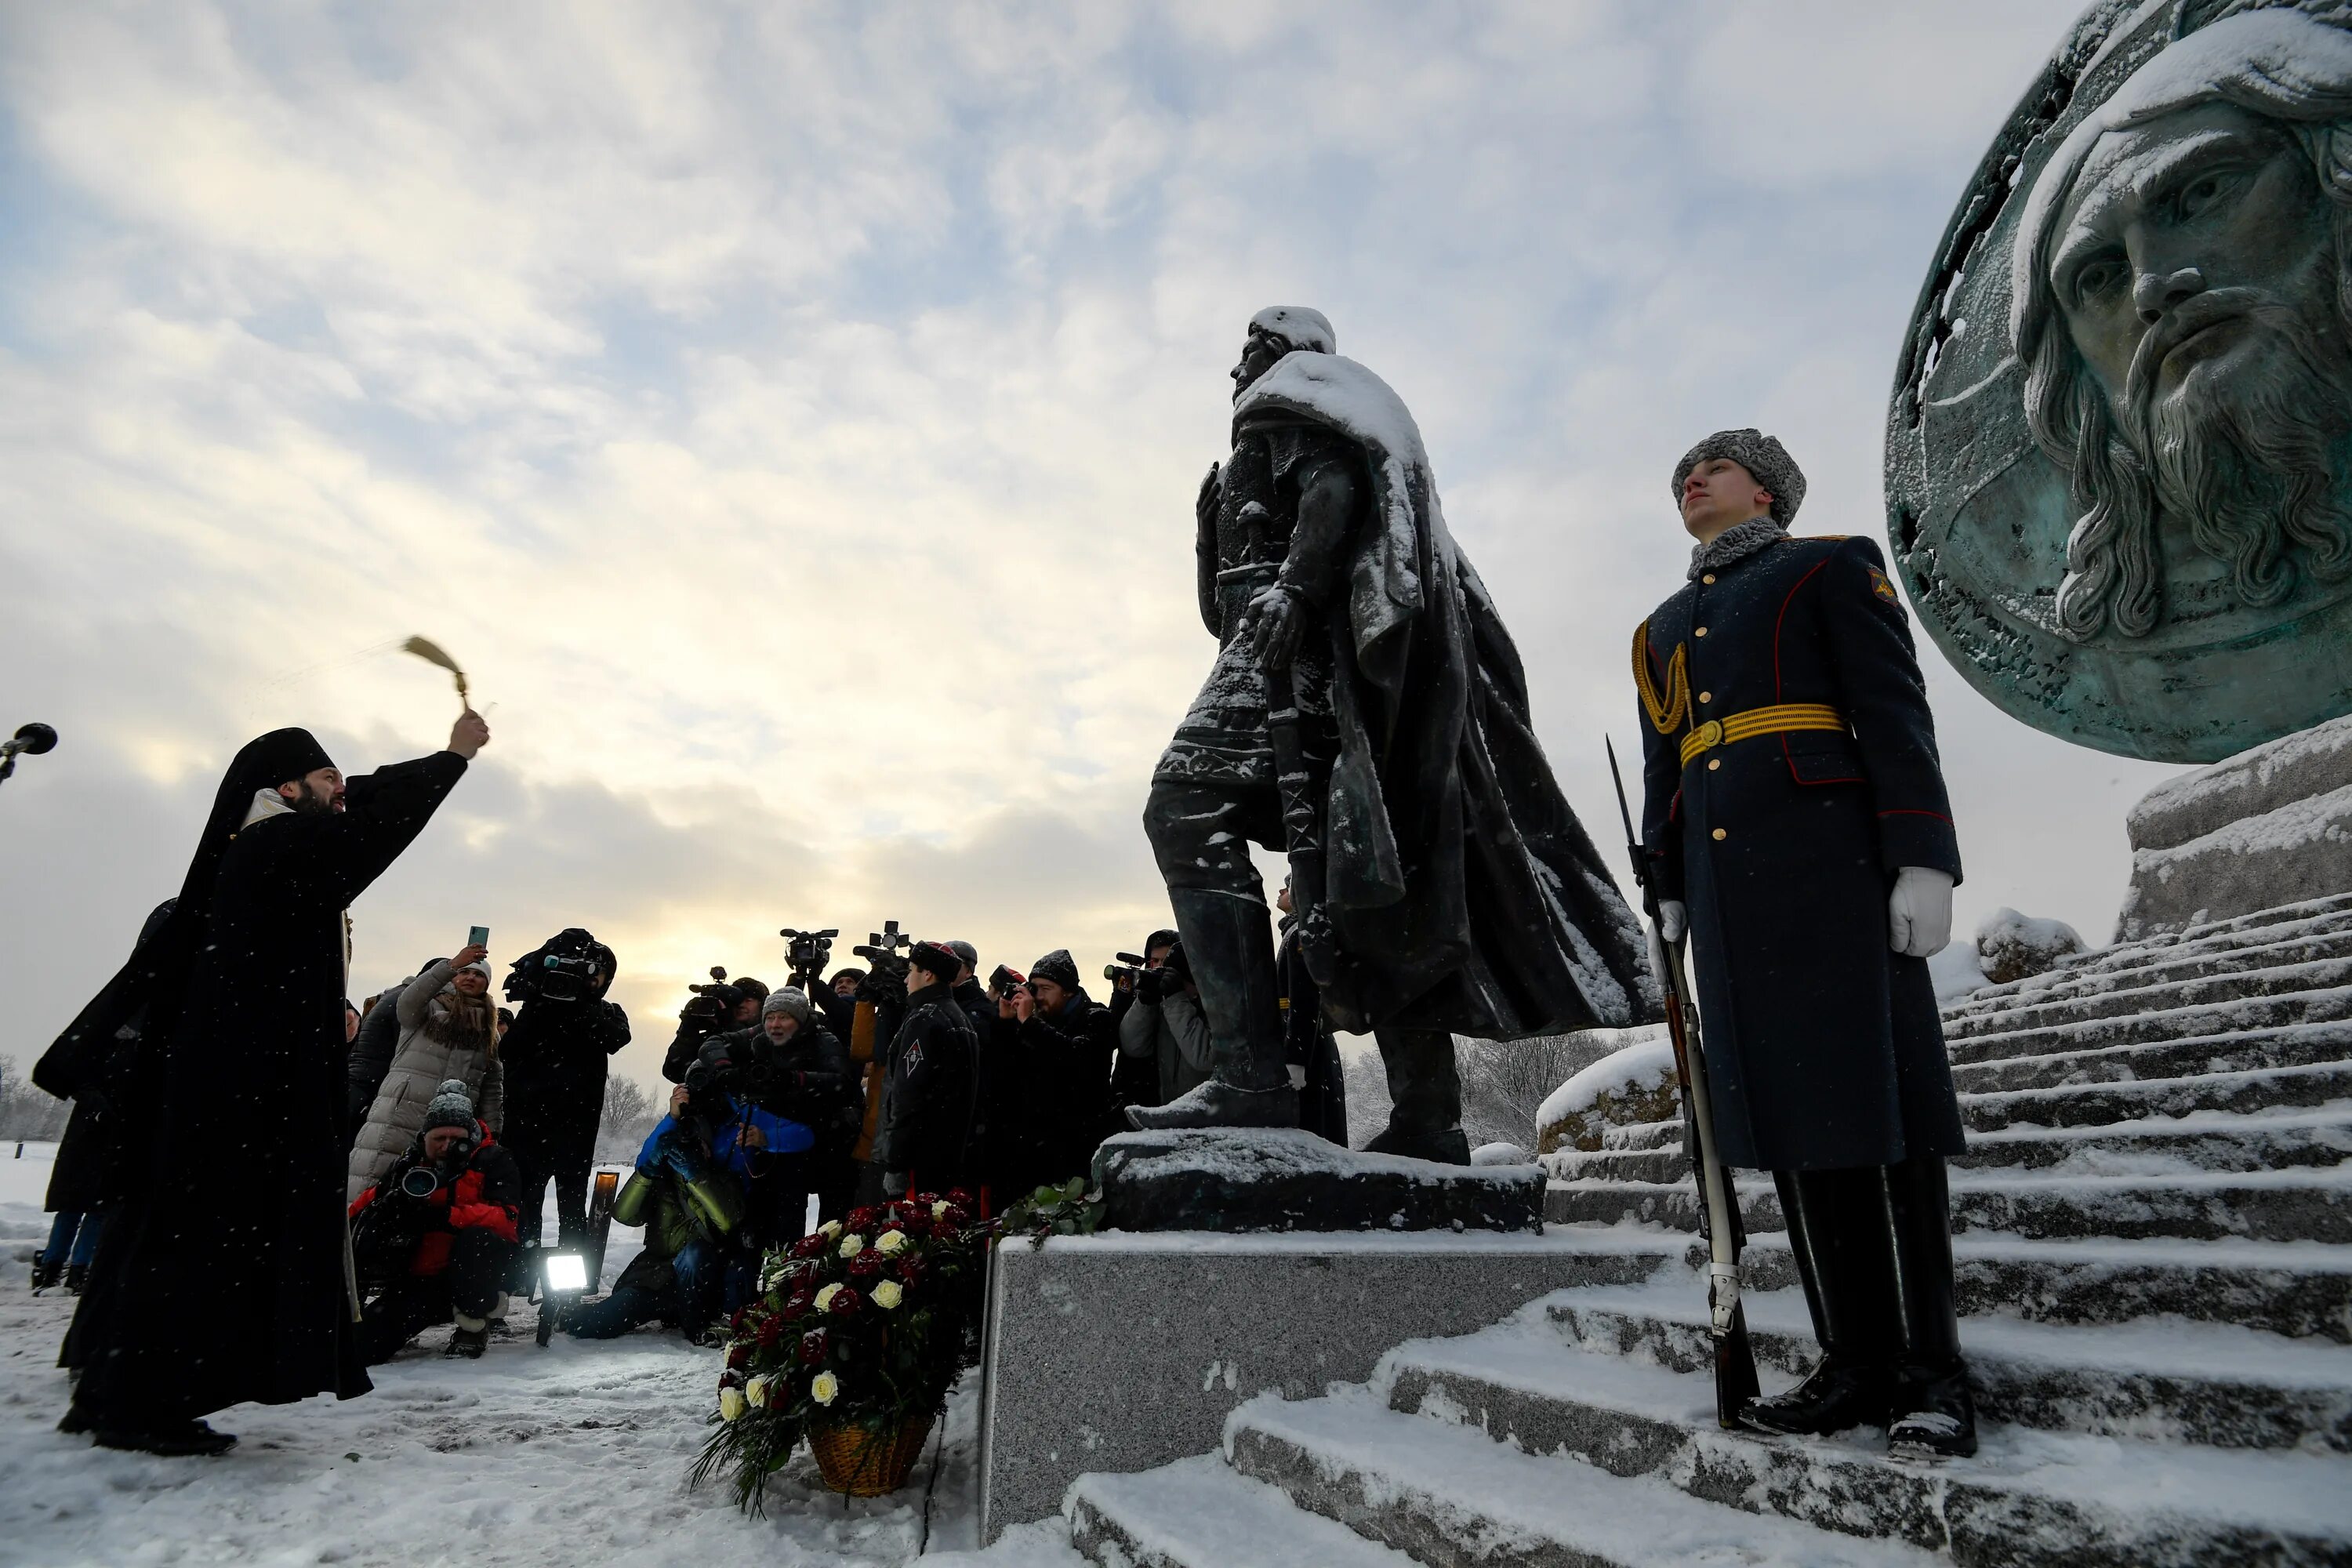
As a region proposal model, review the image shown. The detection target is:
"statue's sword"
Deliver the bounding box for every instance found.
[1606,737,1760,1427]
[1243,502,1338,987]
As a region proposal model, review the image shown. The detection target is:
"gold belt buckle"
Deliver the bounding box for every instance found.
[1693,718,1723,751]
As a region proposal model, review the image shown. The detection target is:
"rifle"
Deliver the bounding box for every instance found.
[1606,736,1759,1427]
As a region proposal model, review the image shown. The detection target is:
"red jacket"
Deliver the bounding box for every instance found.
[348,1120,521,1276]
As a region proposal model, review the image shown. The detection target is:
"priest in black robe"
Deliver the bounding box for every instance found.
[42,712,487,1454]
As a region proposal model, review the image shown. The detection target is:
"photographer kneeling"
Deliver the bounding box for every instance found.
[728,988,859,1238]
[568,1044,811,1345]
[347,1081,521,1363]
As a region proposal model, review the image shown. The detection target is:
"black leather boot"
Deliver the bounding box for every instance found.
[1882,1154,1977,1460]
[1127,889,1298,1131]
[28,1257,61,1293]
[1738,1167,1896,1437]
[1362,1026,1471,1165]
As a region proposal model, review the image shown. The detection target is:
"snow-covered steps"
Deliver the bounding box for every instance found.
[1216,1389,1941,1568]
[1371,1310,2352,1566]
[1957,1055,2352,1125]
[1943,984,2352,1068]
[1547,1167,2352,1243]
[1543,1280,2352,1451]
[1948,897,2352,1018]
[1065,1455,1420,1568]
[1943,921,2352,1031]
[1946,956,2352,1047]
[1555,1105,2352,1185]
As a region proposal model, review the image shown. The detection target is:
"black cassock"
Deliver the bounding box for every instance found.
[50,742,466,1422]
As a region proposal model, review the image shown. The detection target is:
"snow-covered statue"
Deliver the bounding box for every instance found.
[2014,5,2352,641]
[1127,307,1657,1163]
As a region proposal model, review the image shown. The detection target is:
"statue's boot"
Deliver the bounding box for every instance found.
[1127,888,1297,1131]
[1362,1025,1471,1165]
[1883,1154,1977,1460]
[1738,1167,1896,1436]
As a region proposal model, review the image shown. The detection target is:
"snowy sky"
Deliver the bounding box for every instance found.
[0,1,2178,1094]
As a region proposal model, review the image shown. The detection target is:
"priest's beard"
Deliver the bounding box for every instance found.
[287,779,338,815]
[2137,296,2352,611]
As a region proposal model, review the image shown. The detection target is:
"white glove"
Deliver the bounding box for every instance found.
[1658,901,1688,944]
[1888,867,1954,958]
[882,1171,909,1198]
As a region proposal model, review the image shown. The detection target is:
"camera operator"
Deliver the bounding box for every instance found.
[499,929,629,1258]
[1116,935,1212,1110]
[662,977,759,1084]
[840,942,911,1207]
[347,1080,521,1363]
[569,1054,808,1343]
[996,949,1118,1197]
[722,988,858,1236]
[874,942,981,1200]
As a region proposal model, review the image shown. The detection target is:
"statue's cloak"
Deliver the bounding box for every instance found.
[1235,352,1661,1038]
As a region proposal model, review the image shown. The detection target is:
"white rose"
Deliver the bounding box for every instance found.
[871,1280,904,1311]
[876,1229,909,1256]
[810,1371,840,1406]
[931,1200,950,1219]
[746,1375,771,1409]
[838,1233,865,1259]
[720,1387,746,1422]
[818,1220,842,1240]
[814,1283,842,1312]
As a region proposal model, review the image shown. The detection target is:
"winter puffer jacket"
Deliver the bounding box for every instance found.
[347,1121,521,1277]
[346,958,506,1200]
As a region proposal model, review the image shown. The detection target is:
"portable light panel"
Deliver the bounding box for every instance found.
[535,1250,591,1346]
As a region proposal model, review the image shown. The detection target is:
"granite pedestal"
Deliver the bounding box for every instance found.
[973,1226,1673,1542]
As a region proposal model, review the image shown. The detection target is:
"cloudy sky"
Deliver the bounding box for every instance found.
[0,0,2174,1096]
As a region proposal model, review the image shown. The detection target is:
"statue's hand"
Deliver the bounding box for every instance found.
[1196,463,1221,533]
[1243,584,1302,671]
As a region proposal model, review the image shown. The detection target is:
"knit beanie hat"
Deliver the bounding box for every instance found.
[908,942,962,985]
[762,987,812,1025]
[1029,949,1082,992]
[1670,429,1807,524]
[733,977,769,1003]
[422,1079,476,1137]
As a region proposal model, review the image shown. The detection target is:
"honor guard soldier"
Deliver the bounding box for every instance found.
[1632,429,1976,1460]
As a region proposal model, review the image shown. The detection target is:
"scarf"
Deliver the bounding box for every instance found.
[1688,516,1789,580]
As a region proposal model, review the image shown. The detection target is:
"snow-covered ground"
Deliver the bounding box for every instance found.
[0,1142,1082,1568]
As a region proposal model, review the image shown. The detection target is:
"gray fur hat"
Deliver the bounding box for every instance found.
[1248,306,1335,354]
[761,987,812,1025]
[421,1079,476,1137]
[1671,429,1806,524]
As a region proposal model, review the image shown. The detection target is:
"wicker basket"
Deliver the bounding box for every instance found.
[808,1415,936,1496]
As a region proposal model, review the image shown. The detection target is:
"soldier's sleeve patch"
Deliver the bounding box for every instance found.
[1867,564,1903,609]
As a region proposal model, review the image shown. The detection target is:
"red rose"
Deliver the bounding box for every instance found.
[898,1213,932,1239]
[789,1234,826,1259]
[848,1205,883,1232]
[780,1290,811,1323]
[847,1251,885,1279]
[730,1306,750,1333]
[726,1342,750,1370]
[931,1224,960,1248]
[896,1254,927,1285]
[755,1316,784,1348]
[797,1328,829,1366]
[828,1287,865,1316]
[946,1188,975,1208]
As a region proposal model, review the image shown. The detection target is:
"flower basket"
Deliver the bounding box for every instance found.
[809,1414,936,1496]
[691,1189,992,1513]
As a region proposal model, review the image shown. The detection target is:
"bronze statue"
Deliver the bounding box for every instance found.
[1129,307,1657,1163]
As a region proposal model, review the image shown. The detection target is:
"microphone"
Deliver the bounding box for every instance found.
[2,723,57,760]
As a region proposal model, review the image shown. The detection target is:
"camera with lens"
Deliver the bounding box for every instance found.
[987,964,1028,1000]
[779,926,840,989]
[505,930,609,1004]
[1102,951,1151,991]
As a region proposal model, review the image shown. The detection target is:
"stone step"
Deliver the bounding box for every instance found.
[1546,1167,2352,1243]
[1945,911,2352,1023]
[1544,1280,2352,1452]
[1947,955,2352,1045]
[1367,1311,2352,1566]
[1220,1388,1938,1568]
[1552,1105,2352,1185]
[1952,1028,2352,1103]
[1065,1454,1420,1568]
[2173,891,2352,946]
[1945,979,2352,1067]
[1565,1225,2352,1344]
[1947,1053,2352,1128]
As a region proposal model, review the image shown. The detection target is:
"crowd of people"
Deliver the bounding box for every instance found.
[31,884,1355,1387]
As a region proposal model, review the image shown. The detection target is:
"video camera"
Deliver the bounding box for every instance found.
[1102,951,1151,990]
[779,926,839,989]
[505,930,611,1004]
[852,918,913,971]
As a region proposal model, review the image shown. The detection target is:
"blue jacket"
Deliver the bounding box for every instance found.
[636,1094,811,1180]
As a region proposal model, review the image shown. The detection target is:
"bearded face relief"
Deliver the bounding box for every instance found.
[2029,93,2352,639]
[1888,3,2352,764]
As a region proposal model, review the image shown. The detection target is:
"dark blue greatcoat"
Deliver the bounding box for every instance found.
[1635,534,1966,1172]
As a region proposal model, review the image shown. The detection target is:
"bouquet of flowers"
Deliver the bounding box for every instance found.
[691,1189,990,1509]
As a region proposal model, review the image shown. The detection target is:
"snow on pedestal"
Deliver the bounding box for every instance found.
[1534,1030,1675,1156]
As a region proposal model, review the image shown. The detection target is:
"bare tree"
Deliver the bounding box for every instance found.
[596,1073,662,1163]
[1454,1033,1624,1151]
[0,1055,71,1142]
